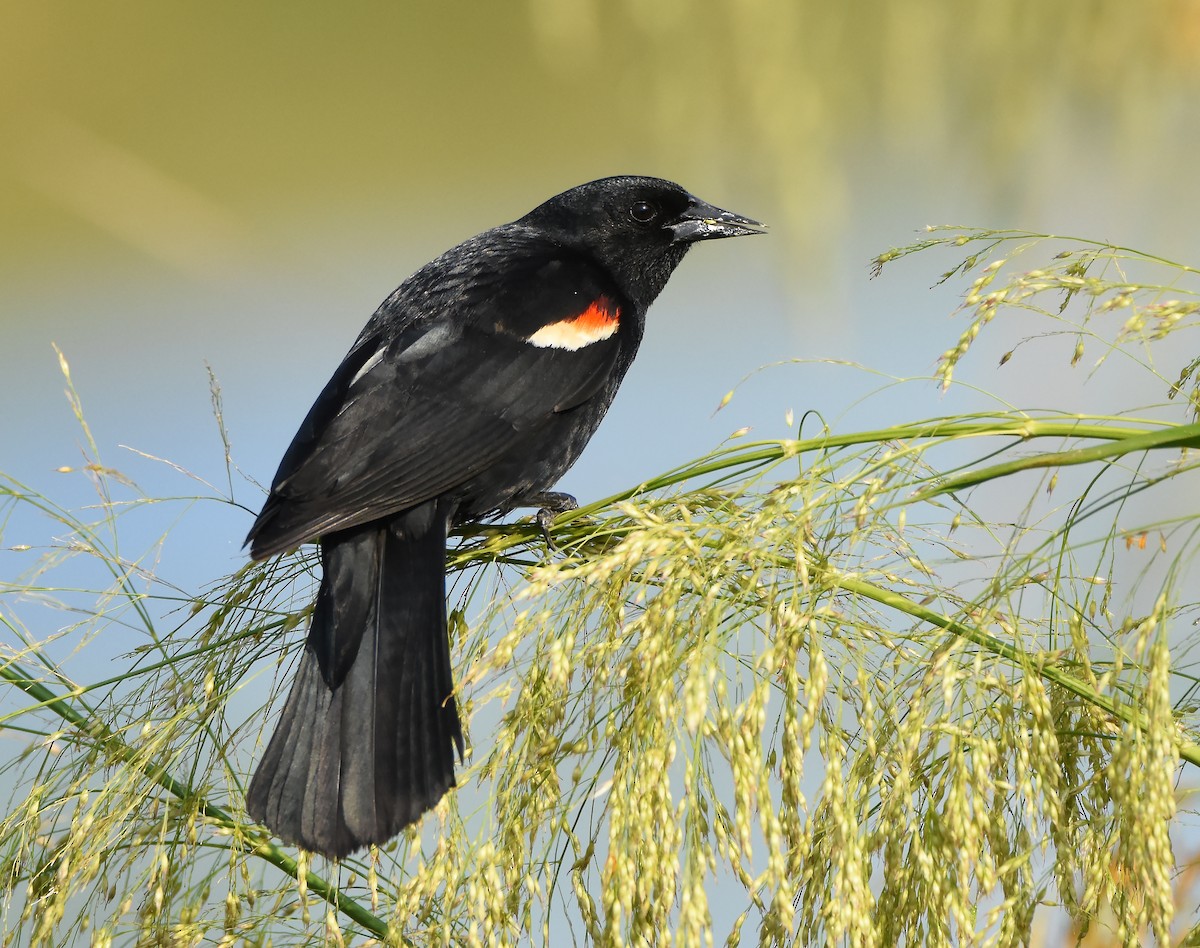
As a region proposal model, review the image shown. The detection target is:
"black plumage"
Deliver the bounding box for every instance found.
[246,176,764,857]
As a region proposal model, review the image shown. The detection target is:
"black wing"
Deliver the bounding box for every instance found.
[246,252,627,558]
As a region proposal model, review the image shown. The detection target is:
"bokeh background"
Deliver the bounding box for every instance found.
[4,1,1200,938]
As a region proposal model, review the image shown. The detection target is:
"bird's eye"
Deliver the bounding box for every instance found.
[629,200,658,224]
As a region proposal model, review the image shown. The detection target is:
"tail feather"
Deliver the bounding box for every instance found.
[247,499,463,858]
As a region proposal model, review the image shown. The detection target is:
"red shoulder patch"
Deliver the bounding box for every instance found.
[527,296,620,350]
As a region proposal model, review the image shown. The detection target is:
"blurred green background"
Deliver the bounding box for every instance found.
[5,2,1200,939]
[7,2,1200,267]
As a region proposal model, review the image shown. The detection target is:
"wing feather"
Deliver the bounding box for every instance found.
[247,250,629,558]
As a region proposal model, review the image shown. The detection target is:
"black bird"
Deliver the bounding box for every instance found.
[245,176,764,857]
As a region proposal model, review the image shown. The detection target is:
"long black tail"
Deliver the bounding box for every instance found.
[247,499,463,858]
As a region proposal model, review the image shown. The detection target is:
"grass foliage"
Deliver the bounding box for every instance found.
[3,231,1200,945]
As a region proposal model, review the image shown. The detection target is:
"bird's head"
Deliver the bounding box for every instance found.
[518,175,765,307]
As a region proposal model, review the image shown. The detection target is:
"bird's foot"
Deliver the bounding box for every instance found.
[517,491,578,550]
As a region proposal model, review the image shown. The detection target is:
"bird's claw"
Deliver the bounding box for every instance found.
[518,491,578,551]
[535,507,560,550]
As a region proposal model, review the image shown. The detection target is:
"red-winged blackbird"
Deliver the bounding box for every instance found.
[245,176,764,858]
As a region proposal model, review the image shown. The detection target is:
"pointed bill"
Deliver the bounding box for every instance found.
[667,199,767,242]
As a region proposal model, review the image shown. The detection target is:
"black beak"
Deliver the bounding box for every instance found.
[668,197,767,243]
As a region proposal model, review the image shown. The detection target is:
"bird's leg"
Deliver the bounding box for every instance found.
[516,491,578,549]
